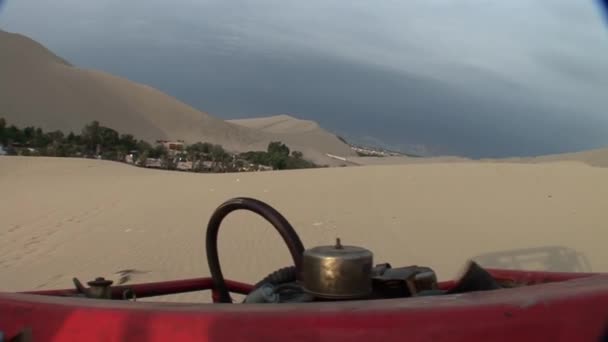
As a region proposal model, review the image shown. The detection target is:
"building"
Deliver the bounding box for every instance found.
[144,158,163,168]
[176,161,193,171]
[156,140,185,154]
[257,165,274,171]
[124,150,139,164]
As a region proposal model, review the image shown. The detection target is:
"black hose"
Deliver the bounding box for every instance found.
[241,266,298,303]
[205,197,305,303]
[253,266,298,289]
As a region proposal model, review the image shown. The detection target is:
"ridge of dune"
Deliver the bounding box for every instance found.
[229,114,357,163]
[228,114,322,133]
[504,147,608,168]
[0,30,352,165]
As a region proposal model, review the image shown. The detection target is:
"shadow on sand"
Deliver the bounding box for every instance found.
[471,245,592,273]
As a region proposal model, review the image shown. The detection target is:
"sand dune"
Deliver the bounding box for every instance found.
[497,147,608,168]
[0,30,351,165]
[229,114,357,163]
[1,156,607,302]
[0,30,254,150]
[347,155,471,166]
[350,148,608,168]
[228,114,327,134]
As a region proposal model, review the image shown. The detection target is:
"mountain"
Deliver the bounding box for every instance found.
[0,30,355,165]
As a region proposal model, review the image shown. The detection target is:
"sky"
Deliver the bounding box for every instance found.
[1,0,608,157]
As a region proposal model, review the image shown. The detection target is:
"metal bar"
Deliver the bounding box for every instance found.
[20,278,254,299]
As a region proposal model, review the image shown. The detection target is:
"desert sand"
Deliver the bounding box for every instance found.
[1,156,607,302]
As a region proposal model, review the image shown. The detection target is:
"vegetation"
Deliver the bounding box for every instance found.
[238,141,316,170]
[355,150,381,157]
[0,118,319,172]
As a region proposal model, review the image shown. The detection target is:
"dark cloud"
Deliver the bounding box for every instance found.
[1,0,607,157]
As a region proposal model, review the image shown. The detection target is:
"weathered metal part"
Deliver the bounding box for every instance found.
[122,288,137,301]
[86,277,114,299]
[302,238,373,299]
[372,265,439,298]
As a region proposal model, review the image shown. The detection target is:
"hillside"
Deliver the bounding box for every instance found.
[229,114,608,168]
[507,148,608,168]
[0,30,352,165]
[348,149,608,168]
[228,114,357,162]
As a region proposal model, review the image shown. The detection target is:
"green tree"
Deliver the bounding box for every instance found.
[148,145,168,159]
[5,125,23,144]
[99,127,119,148]
[136,140,153,152]
[186,142,213,162]
[119,134,138,152]
[23,126,35,143]
[267,141,290,170]
[161,155,177,170]
[238,151,269,166]
[291,150,303,159]
[82,121,102,151]
[0,118,6,145]
[46,130,64,143]
[66,131,81,144]
[269,154,287,170]
[210,144,230,166]
[137,150,150,166]
[267,141,290,157]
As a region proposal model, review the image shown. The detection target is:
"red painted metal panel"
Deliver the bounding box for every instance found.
[2,270,608,341]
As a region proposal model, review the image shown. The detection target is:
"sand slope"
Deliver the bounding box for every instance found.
[229,114,357,162]
[351,148,608,168]
[0,30,351,165]
[501,148,608,168]
[1,156,607,302]
[0,30,255,150]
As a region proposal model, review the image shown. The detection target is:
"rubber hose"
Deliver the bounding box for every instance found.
[253,266,298,289]
[242,266,298,303]
[206,197,305,303]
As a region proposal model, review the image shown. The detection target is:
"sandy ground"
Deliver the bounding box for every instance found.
[1,156,607,302]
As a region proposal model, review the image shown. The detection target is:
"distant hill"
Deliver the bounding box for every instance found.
[228,114,356,162]
[491,148,608,168]
[0,30,353,165]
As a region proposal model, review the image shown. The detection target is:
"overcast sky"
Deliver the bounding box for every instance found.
[2,0,608,157]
